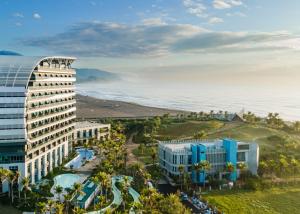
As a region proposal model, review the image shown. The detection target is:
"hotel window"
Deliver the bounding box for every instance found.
[237,152,246,162]
[9,166,18,172]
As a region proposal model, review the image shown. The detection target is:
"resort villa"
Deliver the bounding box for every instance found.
[0,56,110,193]
[158,139,259,183]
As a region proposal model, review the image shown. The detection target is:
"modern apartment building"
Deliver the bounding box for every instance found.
[75,121,110,144]
[0,56,76,186]
[158,139,259,183]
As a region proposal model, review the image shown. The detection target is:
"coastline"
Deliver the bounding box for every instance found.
[76,94,187,118]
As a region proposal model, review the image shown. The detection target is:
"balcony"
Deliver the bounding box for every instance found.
[27,114,76,134]
[27,100,76,114]
[27,107,76,124]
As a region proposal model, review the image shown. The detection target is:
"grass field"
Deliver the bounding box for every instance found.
[204,186,300,214]
[157,120,224,138]
[157,120,300,157]
[132,146,157,165]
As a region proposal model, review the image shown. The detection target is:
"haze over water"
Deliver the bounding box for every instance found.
[76,74,300,121]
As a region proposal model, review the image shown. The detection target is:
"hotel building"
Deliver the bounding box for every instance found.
[0,56,76,186]
[158,139,259,183]
[75,121,110,144]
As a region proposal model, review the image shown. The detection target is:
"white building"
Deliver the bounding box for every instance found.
[75,121,110,144]
[159,139,259,183]
[0,56,76,187]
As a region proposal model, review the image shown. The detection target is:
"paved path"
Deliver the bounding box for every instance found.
[125,133,142,165]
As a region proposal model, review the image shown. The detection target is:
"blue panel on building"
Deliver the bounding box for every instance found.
[223,139,237,181]
[198,144,206,183]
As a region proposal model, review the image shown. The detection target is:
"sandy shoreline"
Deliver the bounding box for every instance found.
[76,94,187,118]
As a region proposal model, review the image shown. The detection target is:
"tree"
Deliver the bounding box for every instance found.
[178,165,185,190]
[278,155,289,177]
[15,171,21,199]
[193,130,207,140]
[90,176,100,209]
[138,144,146,155]
[55,203,64,214]
[226,162,235,181]
[72,183,84,207]
[7,171,16,203]
[290,158,299,183]
[63,193,72,214]
[293,121,300,132]
[258,161,268,177]
[21,177,30,205]
[150,148,157,165]
[72,207,85,214]
[36,201,47,214]
[237,162,247,182]
[199,160,211,188]
[192,163,201,184]
[55,185,63,202]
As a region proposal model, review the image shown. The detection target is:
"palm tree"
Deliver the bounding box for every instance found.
[36,201,47,214]
[63,193,72,214]
[55,185,63,202]
[192,163,201,184]
[47,199,56,214]
[226,162,235,181]
[199,160,211,188]
[7,171,16,203]
[0,168,10,193]
[90,176,99,209]
[150,148,157,165]
[15,171,21,199]
[72,207,85,214]
[178,165,185,190]
[21,177,30,205]
[72,183,84,207]
[55,203,64,214]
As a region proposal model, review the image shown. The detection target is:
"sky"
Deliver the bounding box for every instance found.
[1,0,300,93]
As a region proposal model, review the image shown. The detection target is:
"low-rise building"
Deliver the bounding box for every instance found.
[158,139,259,183]
[75,121,110,144]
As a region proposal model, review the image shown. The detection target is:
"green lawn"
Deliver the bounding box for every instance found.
[204,186,300,214]
[132,146,157,165]
[157,120,300,157]
[157,120,224,138]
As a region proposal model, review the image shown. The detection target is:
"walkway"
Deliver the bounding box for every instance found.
[125,133,141,165]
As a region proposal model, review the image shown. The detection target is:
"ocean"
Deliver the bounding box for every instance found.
[76,77,300,121]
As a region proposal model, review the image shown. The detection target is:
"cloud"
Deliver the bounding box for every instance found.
[33,13,41,19]
[15,22,22,27]
[22,22,300,57]
[213,0,243,9]
[208,17,224,24]
[142,18,166,26]
[13,13,24,18]
[182,0,208,18]
[226,12,246,17]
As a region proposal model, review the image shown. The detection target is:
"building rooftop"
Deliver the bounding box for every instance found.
[75,121,110,129]
[159,139,252,152]
[0,56,76,88]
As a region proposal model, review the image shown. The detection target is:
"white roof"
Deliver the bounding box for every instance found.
[75,121,110,129]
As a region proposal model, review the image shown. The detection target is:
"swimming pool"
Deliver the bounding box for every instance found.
[53,174,83,189]
[65,148,95,169]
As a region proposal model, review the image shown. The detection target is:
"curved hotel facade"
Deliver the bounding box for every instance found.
[0,56,76,184]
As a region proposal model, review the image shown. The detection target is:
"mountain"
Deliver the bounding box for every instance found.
[0,50,22,56]
[76,68,119,83]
